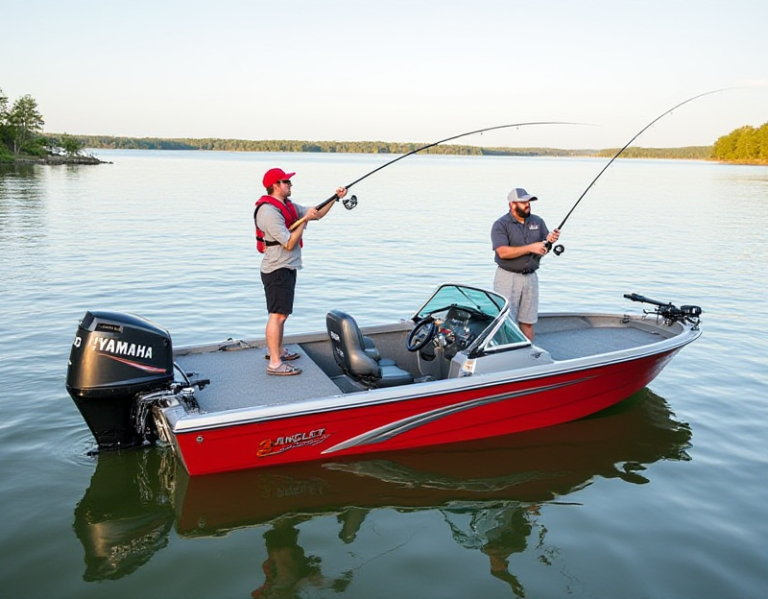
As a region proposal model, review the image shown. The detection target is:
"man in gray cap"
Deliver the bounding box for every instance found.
[491,188,560,341]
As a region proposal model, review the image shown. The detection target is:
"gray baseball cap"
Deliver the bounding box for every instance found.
[507,188,538,203]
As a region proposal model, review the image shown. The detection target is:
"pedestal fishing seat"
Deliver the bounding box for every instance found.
[326,310,413,388]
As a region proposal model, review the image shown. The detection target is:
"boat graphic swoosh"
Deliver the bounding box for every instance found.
[100,353,168,374]
[322,378,588,454]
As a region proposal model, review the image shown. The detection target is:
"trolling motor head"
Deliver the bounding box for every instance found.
[342,194,358,210]
[623,293,702,328]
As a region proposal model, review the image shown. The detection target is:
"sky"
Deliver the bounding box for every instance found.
[2,0,767,149]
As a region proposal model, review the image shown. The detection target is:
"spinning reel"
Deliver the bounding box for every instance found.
[342,194,358,210]
[544,240,566,256]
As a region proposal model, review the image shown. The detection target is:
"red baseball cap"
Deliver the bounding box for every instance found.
[262,168,295,188]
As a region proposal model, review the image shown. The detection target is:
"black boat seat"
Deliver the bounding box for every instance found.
[326,310,413,388]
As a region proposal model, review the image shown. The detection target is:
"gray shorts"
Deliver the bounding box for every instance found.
[493,267,539,324]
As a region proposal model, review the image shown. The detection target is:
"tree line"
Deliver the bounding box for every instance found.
[2,85,766,164]
[73,134,590,157]
[711,123,768,163]
[1,87,86,162]
[595,146,712,160]
[64,135,717,159]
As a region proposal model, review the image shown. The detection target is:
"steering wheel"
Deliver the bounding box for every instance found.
[406,317,437,352]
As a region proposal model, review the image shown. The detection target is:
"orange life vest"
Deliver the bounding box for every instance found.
[253,195,303,253]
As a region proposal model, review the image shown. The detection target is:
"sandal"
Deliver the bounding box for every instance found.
[267,363,302,376]
[264,350,300,361]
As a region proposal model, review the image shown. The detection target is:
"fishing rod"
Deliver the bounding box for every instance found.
[289,120,583,231]
[545,88,726,256]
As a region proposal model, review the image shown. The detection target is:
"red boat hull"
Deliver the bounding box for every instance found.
[174,349,677,475]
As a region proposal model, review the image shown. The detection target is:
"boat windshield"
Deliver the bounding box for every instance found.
[413,284,529,353]
[413,284,507,320]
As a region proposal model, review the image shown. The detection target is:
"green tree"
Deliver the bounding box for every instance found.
[59,133,84,157]
[0,87,11,158]
[8,94,45,155]
[0,87,8,122]
[757,123,768,161]
[712,123,767,163]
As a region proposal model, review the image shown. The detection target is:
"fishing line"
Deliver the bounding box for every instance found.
[289,120,584,230]
[546,88,727,255]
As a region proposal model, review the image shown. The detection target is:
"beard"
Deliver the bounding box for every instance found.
[513,204,530,219]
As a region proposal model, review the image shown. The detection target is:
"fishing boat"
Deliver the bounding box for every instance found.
[65,284,702,476]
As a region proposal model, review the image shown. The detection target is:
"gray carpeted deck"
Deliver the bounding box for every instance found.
[535,325,664,361]
[176,343,342,413]
[175,317,668,413]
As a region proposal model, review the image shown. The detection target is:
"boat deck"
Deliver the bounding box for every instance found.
[534,316,667,361]
[177,343,340,413]
[175,315,673,415]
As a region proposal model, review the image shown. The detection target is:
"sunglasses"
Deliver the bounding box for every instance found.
[278,180,292,185]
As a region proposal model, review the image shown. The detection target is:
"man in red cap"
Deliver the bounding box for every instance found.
[254,167,347,375]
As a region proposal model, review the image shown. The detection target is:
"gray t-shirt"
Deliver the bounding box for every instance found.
[491,212,549,273]
[256,200,309,273]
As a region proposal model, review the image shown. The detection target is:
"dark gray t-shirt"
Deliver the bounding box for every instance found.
[491,212,550,273]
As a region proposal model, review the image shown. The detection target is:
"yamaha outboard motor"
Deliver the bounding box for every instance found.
[66,311,174,450]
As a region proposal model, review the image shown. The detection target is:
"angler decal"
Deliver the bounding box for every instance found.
[257,479,327,500]
[257,427,330,458]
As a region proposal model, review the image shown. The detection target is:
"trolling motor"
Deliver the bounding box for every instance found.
[624,293,702,328]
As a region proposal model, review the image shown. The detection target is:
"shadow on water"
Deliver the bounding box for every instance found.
[73,388,692,593]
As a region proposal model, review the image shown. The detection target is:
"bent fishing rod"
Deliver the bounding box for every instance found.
[289,120,582,230]
[545,88,726,256]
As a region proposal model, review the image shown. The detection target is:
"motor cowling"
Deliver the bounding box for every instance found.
[66,311,174,450]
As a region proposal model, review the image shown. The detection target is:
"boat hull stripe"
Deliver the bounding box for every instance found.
[322,377,589,454]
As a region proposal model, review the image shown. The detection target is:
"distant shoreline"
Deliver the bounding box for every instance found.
[12,154,110,165]
[7,135,766,166]
[45,133,716,161]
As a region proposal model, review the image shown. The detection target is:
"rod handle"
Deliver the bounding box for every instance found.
[288,195,339,231]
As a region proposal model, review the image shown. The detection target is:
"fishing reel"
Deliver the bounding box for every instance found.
[342,194,358,210]
[544,241,566,256]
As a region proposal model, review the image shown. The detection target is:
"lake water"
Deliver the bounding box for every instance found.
[1,150,766,599]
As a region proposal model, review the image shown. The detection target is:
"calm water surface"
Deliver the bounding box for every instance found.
[1,150,766,598]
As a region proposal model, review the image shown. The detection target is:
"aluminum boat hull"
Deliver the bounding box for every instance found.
[168,347,680,475]
[67,285,701,476]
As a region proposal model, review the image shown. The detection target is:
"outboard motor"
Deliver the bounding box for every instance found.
[66,311,174,450]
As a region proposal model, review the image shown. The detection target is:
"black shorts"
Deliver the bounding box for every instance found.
[261,268,297,315]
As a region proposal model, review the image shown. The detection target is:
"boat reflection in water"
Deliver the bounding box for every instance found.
[74,388,692,593]
[73,449,176,581]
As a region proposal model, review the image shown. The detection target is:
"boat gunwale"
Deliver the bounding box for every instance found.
[166,312,701,435]
[172,321,413,357]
